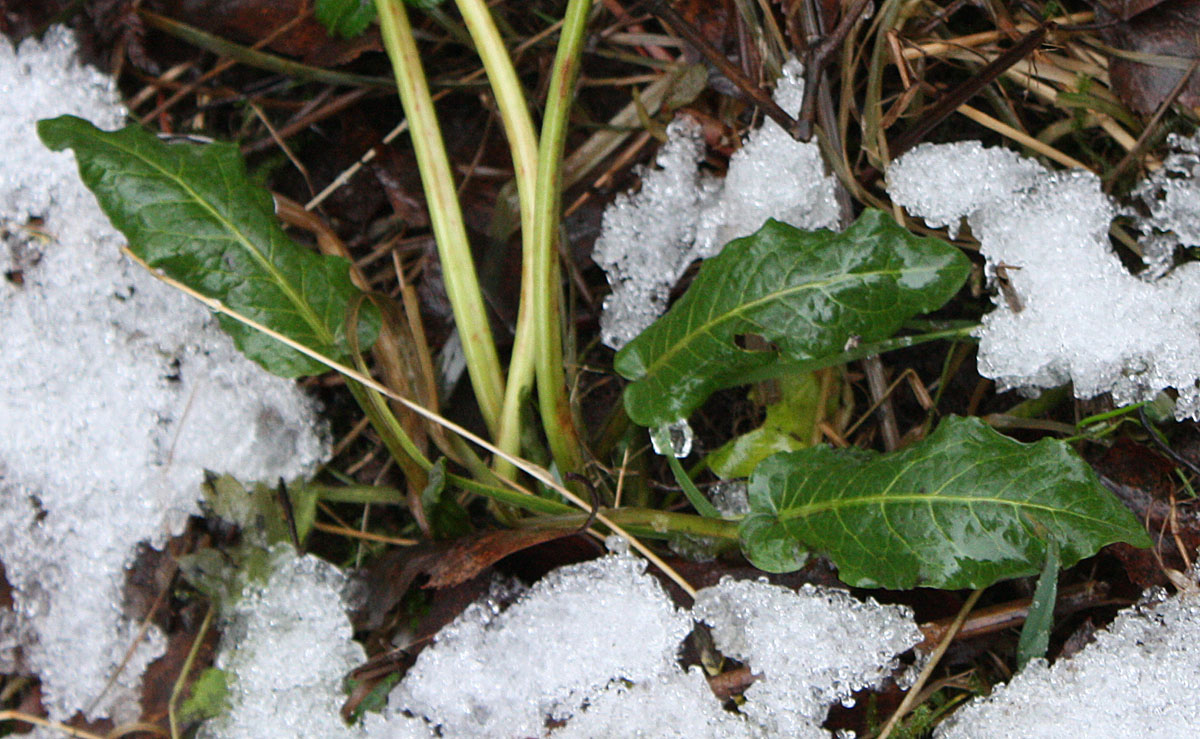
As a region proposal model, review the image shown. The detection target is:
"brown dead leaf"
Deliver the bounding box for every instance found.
[352,527,580,631]
[1093,438,1200,587]
[149,0,380,66]
[1092,0,1173,20]
[423,527,579,589]
[1099,0,1200,114]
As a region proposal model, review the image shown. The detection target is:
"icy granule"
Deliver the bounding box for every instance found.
[936,588,1200,738]
[204,547,434,738]
[1131,130,1200,278]
[693,578,921,737]
[885,142,1042,238]
[593,58,839,350]
[549,667,751,739]
[592,116,719,349]
[391,552,691,737]
[697,59,840,251]
[0,27,328,722]
[203,549,363,738]
[888,141,1200,420]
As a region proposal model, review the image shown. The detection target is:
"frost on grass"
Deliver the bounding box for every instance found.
[593,59,840,350]
[391,552,692,737]
[693,578,922,737]
[202,547,432,739]
[937,586,1200,738]
[888,141,1200,420]
[0,28,327,722]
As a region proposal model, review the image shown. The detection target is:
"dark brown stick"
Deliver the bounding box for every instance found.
[645,0,805,140]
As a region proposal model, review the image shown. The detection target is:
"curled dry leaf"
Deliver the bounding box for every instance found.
[352,527,582,631]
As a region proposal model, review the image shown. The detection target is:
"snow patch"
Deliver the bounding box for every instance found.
[1131,131,1200,278]
[357,555,919,737]
[0,27,327,722]
[593,59,840,350]
[693,578,922,736]
[937,586,1200,738]
[887,141,1200,419]
[549,667,751,739]
[391,553,692,736]
[203,549,372,738]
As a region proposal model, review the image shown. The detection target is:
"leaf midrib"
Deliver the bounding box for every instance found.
[100,129,333,346]
[636,264,936,381]
[776,492,1119,529]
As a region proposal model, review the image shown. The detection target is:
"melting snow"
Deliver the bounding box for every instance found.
[592,58,840,350]
[0,27,327,722]
[693,578,922,737]
[203,548,376,738]
[937,585,1200,738]
[549,667,752,739]
[1131,131,1200,279]
[390,552,692,736]
[339,554,918,737]
[888,140,1200,419]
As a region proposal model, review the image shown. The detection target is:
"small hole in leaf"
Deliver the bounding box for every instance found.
[733,333,777,353]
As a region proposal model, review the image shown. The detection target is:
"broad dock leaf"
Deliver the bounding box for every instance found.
[741,416,1151,589]
[38,115,378,377]
[614,210,969,427]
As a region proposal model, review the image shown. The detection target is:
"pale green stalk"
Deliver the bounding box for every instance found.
[531,0,593,475]
[374,0,505,438]
[454,0,541,478]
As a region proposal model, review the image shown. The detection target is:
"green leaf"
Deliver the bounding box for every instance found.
[705,372,829,479]
[179,475,314,606]
[740,416,1151,588]
[421,458,471,539]
[179,667,230,724]
[1017,539,1059,669]
[344,673,402,722]
[615,210,969,427]
[37,115,379,377]
[315,0,376,38]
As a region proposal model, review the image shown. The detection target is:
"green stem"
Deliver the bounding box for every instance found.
[349,376,568,514]
[532,0,593,475]
[454,0,542,478]
[665,452,721,518]
[140,10,395,90]
[374,0,506,439]
[299,482,406,505]
[524,508,741,540]
[736,325,978,387]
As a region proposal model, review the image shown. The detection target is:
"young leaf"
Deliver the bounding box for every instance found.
[315,0,376,39]
[614,210,969,427]
[1017,539,1059,670]
[178,667,230,724]
[741,416,1151,589]
[705,372,829,479]
[38,115,379,377]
